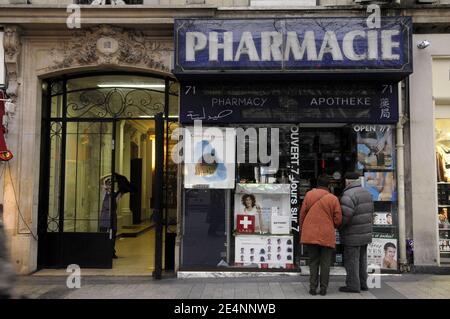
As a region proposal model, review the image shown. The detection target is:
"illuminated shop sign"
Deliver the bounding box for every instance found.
[174,17,412,74]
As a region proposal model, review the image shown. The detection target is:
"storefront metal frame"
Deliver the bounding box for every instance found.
[37,71,179,275]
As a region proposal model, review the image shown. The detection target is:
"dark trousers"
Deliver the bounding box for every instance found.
[307,245,334,290]
[343,245,368,291]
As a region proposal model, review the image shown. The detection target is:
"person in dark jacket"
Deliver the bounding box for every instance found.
[339,172,374,293]
[99,173,136,259]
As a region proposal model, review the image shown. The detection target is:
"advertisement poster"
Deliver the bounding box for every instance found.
[439,239,450,252]
[234,184,291,235]
[356,126,394,170]
[184,128,235,189]
[367,238,398,270]
[235,235,294,268]
[373,212,394,226]
[364,172,396,202]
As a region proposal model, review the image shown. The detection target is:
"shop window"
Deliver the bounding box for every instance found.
[436,119,450,264]
[180,123,399,270]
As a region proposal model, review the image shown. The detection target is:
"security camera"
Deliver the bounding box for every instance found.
[417,40,430,49]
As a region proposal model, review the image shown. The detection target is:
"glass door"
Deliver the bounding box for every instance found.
[58,121,115,268]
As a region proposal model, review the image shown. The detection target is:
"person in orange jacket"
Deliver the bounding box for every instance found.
[299,175,342,296]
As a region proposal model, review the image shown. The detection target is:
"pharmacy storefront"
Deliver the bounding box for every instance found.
[173,17,412,274]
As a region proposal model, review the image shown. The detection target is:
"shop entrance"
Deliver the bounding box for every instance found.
[37,73,179,273]
[296,126,357,267]
[232,124,357,269]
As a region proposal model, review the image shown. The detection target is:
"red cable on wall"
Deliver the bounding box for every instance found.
[0,90,13,161]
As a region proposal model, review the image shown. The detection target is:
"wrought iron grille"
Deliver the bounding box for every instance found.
[66,88,165,118]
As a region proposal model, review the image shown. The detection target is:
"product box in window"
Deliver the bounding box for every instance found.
[270,215,290,235]
[236,214,256,234]
[373,212,393,225]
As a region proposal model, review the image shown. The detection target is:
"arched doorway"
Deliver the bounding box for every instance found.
[37,72,179,274]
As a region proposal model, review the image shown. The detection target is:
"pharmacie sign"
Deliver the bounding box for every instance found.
[174,17,412,74]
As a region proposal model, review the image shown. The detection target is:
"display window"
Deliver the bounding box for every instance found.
[180,123,399,271]
[435,119,450,263]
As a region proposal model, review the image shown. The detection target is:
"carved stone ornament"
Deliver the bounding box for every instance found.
[49,25,172,72]
[3,25,22,100]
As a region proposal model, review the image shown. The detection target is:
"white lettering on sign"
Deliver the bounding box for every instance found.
[185,30,401,63]
[211,97,268,107]
[310,97,372,106]
[353,125,377,132]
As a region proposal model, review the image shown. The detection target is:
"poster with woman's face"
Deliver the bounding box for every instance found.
[184,128,236,189]
[234,190,290,234]
[356,126,394,170]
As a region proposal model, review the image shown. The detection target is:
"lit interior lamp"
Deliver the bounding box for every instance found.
[150,135,156,171]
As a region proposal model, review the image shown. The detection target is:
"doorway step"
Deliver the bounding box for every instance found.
[118,221,154,238]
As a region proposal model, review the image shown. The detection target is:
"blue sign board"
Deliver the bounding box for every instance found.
[174,17,412,74]
[180,82,398,124]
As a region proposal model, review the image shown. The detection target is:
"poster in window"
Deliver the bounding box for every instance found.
[234,184,291,235]
[373,212,394,226]
[184,127,235,189]
[356,126,394,170]
[235,235,294,268]
[363,172,396,202]
[367,238,398,270]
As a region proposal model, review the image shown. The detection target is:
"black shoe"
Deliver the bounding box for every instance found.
[319,289,327,296]
[113,254,118,259]
[309,289,317,296]
[339,286,360,293]
[361,286,369,291]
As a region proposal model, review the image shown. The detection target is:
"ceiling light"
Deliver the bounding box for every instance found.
[97,84,166,89]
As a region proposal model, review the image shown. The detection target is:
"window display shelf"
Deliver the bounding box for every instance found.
[438,182,450,184]
[234,233,292,237]
[364,168,395,172]
[235,183,290,194]
[373,225,397,228]
[438,205,450,208]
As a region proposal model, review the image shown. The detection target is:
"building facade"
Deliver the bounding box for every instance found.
[0,0,449,276]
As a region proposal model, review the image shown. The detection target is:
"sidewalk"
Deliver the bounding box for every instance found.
[12,274,450,299]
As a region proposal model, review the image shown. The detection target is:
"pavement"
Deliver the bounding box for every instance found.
[10,273,450,299]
